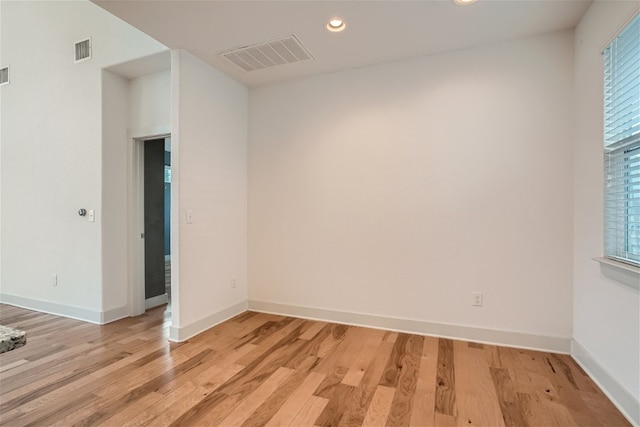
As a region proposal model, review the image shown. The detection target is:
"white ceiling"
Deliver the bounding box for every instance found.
[94,0,592,87]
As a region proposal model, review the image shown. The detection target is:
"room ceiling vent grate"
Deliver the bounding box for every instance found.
[218,34,314,72]
[75,38,92,63]
[0,67,9,86]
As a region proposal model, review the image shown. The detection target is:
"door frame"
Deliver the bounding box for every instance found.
[128,132,171,317]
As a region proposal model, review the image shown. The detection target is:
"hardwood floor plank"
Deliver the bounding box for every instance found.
[490,367,528,426]
[453,340,504,426]
[578,390,631,426]
[386,334,423,427]
[314,323,350,360]
[516,391,561,426]
[266,371,326,426]
[409,388,435,426]
[380,333,410,387]
[235,318,305,366]
[0,350,131,412]
[241,356,319,427]
[0,358,28,373]
[138,364,245,427]
[342,329,385,387]
[219,366,294,426]
[50,348,215,427]
[338,340,395,427]
[300,321,328,340]
[289,395,329,426]
[98,391,166,427]
[0,304,630,427]
[314,382,356,427]
[434,412,457,426]
[435,338,456,417]
[362,385,395,426]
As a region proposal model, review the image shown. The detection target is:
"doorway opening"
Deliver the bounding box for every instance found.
[143,137,171,310]
[129,134,172,317]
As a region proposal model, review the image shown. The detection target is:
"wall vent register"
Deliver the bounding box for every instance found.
[75,38,92,63]
[219,34,314,72]
[0,67,9,85]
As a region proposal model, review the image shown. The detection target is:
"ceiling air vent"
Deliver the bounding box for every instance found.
[219,34,314,72]
[0,67,9,86]
[75,38,91,63]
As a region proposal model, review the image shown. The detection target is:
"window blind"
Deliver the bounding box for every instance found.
[603,14,640,266]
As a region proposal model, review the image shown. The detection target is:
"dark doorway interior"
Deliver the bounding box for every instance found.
[144,139,167,304]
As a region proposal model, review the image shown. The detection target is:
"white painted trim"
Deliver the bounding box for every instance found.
[0,293,126,325]
[169,300,247,342]
[127,137,145,317]
[593,257,640,290]
[571,339,640,426]
[248,300,571,354]
[169,50,181,331]
[128,132,172,319]
[145,293,168,309]
[127,125,171,141]
[101,305,129,324]
[599,7,640,53]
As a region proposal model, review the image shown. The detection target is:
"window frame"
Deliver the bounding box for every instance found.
[602,13,640,269]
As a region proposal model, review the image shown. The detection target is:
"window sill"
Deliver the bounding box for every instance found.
[593,257,640,290]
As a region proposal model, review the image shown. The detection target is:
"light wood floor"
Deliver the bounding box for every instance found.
[0,304,630,427]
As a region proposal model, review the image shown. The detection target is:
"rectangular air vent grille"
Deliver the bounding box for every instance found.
[0,67,8,85]
[219,34,314,72]
[75,38,91,62]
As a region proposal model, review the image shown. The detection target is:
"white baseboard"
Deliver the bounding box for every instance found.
[0,293,125,325]
[145,293,168,310]
[248,300,571,354]
[169,300,248,342]
[101,305,129,324]
[571,339,639,426]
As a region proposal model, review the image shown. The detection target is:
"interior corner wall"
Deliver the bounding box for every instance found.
[0,0,166,322]
[170,50,248,341]
[573,1,640,422]
[248,30,575,346]
[101,69,129,319]
[128,70,171,136]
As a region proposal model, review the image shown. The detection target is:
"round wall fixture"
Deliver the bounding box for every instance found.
[454,0,477,5]
[327,17,346,32]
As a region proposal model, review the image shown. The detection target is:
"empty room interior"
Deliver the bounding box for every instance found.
[0,0,639,425]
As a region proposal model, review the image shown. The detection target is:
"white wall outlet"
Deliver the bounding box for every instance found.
[52,274,58,286]
[472,291,483,306]
[88,209,95,222]
[186,209,194,224]
[231,277,237,288]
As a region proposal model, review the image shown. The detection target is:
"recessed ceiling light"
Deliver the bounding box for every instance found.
[454,0,477,5]
[327,17,346,32]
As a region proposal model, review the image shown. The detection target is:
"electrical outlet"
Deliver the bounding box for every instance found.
[52,274,58,287]
[231,277,237,288]
[472,291,483,306]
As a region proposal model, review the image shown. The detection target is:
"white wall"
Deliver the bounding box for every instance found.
[128,70,171,136]
[249,31,575,348]
[0,0,166,321]
[170,50,248,340]
[101,69,130,318]
[100,67,171,318]
[573,2,640,423]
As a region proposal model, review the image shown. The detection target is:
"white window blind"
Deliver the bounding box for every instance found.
[603,14,640,266]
